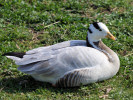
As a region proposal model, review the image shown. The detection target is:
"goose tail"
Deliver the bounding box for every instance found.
[2,52,25,61]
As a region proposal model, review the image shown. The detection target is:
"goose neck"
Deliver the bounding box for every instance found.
[86,37,114,62]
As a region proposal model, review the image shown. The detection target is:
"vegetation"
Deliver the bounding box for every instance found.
[0,0,132,99]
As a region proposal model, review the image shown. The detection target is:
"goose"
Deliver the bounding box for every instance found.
[3,22,120,87]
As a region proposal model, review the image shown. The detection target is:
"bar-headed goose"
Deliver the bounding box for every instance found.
[3,22,120,87]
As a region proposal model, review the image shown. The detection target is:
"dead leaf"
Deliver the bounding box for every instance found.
[0,87,5,92]
[20,93,24,95]
[16,44,20,49]
[99,87,112,99]
[99,94,108,99]
[106,88,112,94]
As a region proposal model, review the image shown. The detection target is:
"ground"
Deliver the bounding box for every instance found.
[0,0,133,99]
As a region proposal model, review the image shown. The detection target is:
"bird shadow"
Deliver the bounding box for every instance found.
[0,75,88,94]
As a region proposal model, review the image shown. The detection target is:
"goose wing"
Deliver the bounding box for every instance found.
[15,40,86,65]
[26,40,86,55]
[17,45,108,79]
[8,40,108,84]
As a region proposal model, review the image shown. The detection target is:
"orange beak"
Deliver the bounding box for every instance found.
[106,32,116,40]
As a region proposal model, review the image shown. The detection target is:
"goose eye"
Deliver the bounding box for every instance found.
[99,29,102,31]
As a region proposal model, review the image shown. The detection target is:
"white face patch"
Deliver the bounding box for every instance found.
[98,22,110,33]
[87,22,110,42]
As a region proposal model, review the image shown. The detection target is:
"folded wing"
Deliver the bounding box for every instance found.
[5,40,108,83]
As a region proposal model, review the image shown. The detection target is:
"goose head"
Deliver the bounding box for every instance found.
[87,22,116,42]
[86,22,119,64]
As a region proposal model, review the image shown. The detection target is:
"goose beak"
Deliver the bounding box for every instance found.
[106,32,116,40]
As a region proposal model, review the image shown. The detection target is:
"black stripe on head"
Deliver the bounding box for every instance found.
[93,22,102,31]
[88,28,92,33]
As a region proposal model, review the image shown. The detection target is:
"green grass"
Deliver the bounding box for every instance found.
[0,0,133,99]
